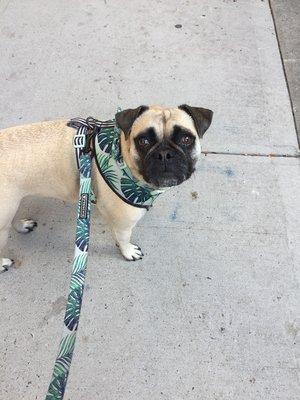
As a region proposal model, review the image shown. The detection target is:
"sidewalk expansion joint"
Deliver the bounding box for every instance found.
[202,150,300,159]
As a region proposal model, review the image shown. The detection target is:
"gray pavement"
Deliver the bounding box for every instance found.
[270,0,300,143]
[0,1,299,399]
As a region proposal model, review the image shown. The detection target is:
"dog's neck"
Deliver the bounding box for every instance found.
[93,125,165,209]
[120,131,147,184]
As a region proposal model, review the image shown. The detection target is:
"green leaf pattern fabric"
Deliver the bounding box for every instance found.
[46,153,92,400]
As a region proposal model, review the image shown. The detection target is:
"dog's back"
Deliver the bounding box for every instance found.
[0,120,78,199]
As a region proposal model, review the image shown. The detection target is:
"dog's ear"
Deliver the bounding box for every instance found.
[178,104,213,138]
[115,106,149,138]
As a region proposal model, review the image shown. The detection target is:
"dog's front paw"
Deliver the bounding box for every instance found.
[14,219,37,234]
[1,258,14,273]
[118,243,144,261]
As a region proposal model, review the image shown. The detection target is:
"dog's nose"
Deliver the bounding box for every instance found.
[153,149,174,162]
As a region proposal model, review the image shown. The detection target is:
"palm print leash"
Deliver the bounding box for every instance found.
[46,113,164,398]
[45,121,94,399]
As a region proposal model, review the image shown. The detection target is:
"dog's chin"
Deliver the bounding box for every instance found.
[144,173,186,189]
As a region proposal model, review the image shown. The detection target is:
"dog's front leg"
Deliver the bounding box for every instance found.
[113,224,144,261]
[95,181,146,261]
[97,204,144,261]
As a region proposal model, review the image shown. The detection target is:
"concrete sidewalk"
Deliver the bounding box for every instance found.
[0,1,299,399]
[270,0,300,141]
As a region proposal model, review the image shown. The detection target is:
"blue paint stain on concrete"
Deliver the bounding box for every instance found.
[224,167,234,177]
[170,204,180,221]
[171,209,177,221]
[210,164,235,177]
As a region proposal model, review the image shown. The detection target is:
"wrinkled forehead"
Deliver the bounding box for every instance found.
[131,107,197,140]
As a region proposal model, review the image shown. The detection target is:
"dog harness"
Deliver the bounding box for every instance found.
[69,115,164,210]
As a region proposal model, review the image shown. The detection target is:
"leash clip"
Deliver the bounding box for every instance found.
[83,117,101,154]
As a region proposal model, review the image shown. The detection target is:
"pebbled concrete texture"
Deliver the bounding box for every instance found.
[0,1,300,399]
[1,155,300,399]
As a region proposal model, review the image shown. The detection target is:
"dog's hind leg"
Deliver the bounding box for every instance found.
[13,218,37,234]
[0,230,14,272]
[0,188,22,272]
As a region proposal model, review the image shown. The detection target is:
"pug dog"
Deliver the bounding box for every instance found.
[0,105,213,270]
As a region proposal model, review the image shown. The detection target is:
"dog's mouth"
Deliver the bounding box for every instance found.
[138,148,196,189]
[144,172,188,189]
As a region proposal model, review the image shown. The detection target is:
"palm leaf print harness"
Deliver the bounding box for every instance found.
[45,114,164,399]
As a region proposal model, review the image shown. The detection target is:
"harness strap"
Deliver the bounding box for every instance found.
[69,117,115,169]
[69,116,115,203]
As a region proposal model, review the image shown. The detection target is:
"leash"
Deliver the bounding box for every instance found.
[45,121,95,399]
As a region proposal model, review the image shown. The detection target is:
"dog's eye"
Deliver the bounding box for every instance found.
[138,137,150,147]
[180,135,194,146]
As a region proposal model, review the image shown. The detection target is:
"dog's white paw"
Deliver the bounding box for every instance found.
[118,243,144,261]
[14,219,37,234]
[1,258,14,273]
